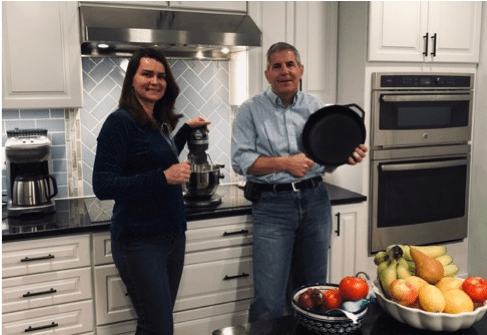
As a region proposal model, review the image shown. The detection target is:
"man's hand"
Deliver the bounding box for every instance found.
[287,153,315,178]
[164,161,191,185]
[347,144,368,165]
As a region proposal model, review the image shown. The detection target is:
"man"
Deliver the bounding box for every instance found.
[231,42,367,322]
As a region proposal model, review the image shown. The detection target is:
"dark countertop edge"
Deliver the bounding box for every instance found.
[2,183,366,242]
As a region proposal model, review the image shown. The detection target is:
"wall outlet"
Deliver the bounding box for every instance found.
[2,147,6,171]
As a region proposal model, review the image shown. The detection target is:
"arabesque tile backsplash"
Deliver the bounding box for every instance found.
[2,58,232,198]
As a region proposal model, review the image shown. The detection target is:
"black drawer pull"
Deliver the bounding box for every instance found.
[222,229,249,236]
[25,322,58,332]
[20,254,55,262]
[224,273,250,280]
[23,288,57,298]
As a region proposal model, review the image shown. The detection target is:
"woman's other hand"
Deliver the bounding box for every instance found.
[187,116,211,132]
[347,144,368,165]
[164,161,191,185]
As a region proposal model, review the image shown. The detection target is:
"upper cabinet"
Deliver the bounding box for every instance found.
[2,1,83,109]
[247,2,337,104]
[368,1,482,63]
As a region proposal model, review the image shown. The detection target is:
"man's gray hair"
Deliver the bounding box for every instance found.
[266,42,302,69]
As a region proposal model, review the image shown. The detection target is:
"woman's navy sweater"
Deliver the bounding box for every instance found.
[93,108,193,240]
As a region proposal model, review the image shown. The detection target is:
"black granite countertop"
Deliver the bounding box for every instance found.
[2,183,366,242]
[212,303,487,335]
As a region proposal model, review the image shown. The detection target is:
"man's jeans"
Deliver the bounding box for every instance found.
[111,232,186,335]
[249,182,332,322]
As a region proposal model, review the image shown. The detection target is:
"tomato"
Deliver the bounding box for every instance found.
[339,276,369,301]
[462,277,487,303]
[321,289,342,310]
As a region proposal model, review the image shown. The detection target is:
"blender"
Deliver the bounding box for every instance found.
[183,127,224,207]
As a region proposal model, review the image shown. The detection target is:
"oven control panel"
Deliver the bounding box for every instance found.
[373,73,473,89]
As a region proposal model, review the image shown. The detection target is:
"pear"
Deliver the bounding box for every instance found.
[410,247,444,285]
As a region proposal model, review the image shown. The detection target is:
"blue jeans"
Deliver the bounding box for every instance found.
[111,232,186,335]
[249,182,332,322]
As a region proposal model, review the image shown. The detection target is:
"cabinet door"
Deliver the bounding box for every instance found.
[328,204,366,284]
[2,1,82,109]
[427,1,481,62]
[2,300,93,335]
[169,1,247,12]
[368,1,428,62]
[2,235,91,278]
[2,267,92,314]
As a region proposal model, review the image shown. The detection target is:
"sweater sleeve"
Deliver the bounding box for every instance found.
[92,112,169,201]
[173,123,192,154]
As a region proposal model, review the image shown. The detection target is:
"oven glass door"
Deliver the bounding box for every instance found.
[377,157,468,228]
[372,92,472,148]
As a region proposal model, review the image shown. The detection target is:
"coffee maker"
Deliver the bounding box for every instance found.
[183,127,224,207]
[5,128,58,217]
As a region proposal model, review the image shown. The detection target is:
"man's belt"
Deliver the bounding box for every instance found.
[259,176,323,193]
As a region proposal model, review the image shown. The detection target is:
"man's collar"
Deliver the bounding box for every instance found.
[266,87,300,107]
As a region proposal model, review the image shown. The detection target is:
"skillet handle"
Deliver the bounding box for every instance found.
[344,104,365,120]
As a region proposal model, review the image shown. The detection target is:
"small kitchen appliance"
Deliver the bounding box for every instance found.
[183,127,224,208]
[5,128,58,217]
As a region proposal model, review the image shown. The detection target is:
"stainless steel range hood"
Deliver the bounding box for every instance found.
[80,4,262,59]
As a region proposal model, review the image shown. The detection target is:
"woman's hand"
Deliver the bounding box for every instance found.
[164,161,191,185]
[187,116,211,132]
[347,144,368,165]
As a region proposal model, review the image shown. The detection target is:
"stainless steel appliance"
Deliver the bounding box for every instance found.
[370,73,473,149]
[369,73,473,253]
[5,128,58,217]
[183,127,224,207]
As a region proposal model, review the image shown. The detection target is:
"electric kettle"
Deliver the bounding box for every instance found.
[12,174,58,206]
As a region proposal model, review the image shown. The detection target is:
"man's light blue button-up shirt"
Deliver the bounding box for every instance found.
[231,87,326,184]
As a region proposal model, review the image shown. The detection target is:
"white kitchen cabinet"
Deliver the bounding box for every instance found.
[2,234,93,335]
[328,203,367,284]
[92,215,254,333]
[2,1,83,109]
[169,1,246,12]
[247,1,337,104]
[368,1,482,63]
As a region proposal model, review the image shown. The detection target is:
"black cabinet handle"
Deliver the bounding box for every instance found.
[25,322,58,332]
[335,213,341,237]
[431,33,437,57]
[23,288,57,298]
[222,229,249,236]
[224,273,250,280]
[21,254,55,262]
[423,32,429,56]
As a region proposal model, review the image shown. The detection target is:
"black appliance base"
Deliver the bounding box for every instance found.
[184,194,222,208]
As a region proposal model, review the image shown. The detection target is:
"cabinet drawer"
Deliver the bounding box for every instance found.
[2,300,94,335]
[2,267,92,314]
[2,235,90,278]
[92,232,113,266]
[186,222,253,252]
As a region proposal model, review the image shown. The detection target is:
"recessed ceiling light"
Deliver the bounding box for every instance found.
[98,43,110,49]
[221,47,230,54]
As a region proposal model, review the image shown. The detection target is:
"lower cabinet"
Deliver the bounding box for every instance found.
[92,215,254,334]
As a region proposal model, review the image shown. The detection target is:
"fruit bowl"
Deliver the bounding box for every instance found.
[371,280,487,331]
[291,283,369,334]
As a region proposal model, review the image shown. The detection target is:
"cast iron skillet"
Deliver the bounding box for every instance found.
[302,104,366,168]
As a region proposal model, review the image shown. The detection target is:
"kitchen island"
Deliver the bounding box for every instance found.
[2,183,366,242]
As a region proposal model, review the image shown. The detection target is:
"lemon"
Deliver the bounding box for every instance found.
[418,284,446,313]
[443,289,474,314]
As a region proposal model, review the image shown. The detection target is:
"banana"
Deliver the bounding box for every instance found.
[397,258,413,279]
[444,264,459,277]
[436,254,453,266]
[407,260,416,273]
[374,251,388,265]
[400,245,413,261]
[411,245,447,258]
[378,259,397,298]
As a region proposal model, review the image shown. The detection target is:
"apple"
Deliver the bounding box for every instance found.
[389,279,419,306]
[297,290,314,309]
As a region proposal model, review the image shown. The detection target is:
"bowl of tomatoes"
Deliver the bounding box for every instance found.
[291,273,373,334]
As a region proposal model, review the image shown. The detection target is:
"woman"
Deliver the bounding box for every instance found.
[93,48,210,335]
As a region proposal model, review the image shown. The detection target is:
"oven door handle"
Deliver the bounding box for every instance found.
[381,158,468,172]
[381,94,471,102]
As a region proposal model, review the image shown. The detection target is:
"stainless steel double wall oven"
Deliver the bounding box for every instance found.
[369,73,474,253]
